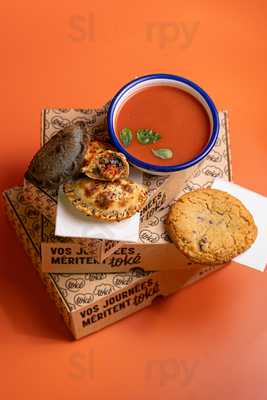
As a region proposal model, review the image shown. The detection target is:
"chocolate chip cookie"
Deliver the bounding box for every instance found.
[166,188,257,265]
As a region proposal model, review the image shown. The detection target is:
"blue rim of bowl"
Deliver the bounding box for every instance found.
[107,73,219,172]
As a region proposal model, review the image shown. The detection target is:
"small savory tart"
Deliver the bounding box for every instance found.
[82,150,129,181]
[82,140,113,166]
[63,177,148,222]
[81,140,129,182]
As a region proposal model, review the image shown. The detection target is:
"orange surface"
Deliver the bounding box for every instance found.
[1,1,267,399]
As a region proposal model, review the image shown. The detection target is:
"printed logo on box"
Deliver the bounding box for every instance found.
[79,277,160,329]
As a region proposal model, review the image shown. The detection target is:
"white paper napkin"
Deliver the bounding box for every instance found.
[212,179,267,272]
[55,168,143,242]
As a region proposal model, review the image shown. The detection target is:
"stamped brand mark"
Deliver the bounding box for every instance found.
[112,274,133,288]
[207,150,222,163]
[93,284,114,297]
[74,293,94,306]
[202,165,223,178]
[66,278,86,292]
[140,229,160,243]
[51,116,71,129]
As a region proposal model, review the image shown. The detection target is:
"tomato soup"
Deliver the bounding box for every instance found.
[115,85,211,166]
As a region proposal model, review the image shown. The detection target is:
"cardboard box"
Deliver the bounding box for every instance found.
[3,186,225,339]
[23,108,232,270]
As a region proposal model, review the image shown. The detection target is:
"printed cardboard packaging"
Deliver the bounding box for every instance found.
[23,108,232,270]
[3,186,225,340]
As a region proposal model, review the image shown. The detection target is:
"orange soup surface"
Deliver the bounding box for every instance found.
[115,85,211,166]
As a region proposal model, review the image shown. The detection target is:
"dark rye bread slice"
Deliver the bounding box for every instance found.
[25,124,90,190]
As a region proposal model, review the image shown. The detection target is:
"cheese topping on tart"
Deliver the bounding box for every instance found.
[63,177,147,222]
[81,141,129,182]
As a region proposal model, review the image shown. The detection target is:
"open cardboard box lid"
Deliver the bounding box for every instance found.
[3,186,225,340]
[24,108,231,266]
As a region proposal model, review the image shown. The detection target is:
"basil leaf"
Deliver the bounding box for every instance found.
[152,148,173,160]
[137,130,150,144]
[136,129,161,144]
[151,133,161,143]
[120,128,132,146]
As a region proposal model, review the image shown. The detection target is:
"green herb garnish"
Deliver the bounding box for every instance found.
[120,128,133,146]
[152,148,173,160]
[136,129,161,145]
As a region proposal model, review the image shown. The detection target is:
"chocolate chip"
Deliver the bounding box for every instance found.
[199,237,208,251]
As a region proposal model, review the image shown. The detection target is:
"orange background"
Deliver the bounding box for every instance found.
[1,1,267,399]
